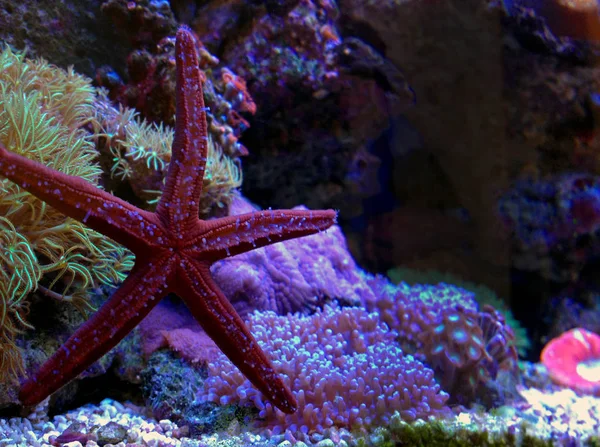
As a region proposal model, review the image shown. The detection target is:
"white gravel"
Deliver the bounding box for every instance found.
[1,386,599,447]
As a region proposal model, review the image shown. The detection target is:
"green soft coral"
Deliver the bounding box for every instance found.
[387,267,530,357]
[0,46,244,383]
[91,90,242,217]
[0,47,134,382]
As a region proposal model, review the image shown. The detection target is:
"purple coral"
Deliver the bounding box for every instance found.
[147,197,515,410]
[199,305,449,435]
[210,195,376,316]
[366,277,518,405]
[142,195,515,413]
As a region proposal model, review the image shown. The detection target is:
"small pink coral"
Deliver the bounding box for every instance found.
[541,328,600,394]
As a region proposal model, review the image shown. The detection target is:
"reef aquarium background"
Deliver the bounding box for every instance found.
[0,0,600,446]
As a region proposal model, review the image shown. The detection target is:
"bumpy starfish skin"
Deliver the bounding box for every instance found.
[0,26,337,414]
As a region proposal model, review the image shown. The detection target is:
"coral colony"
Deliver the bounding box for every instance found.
[0,27,336,413]
[1,1,600,446]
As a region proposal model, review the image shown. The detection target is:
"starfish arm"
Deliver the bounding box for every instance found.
[187,208,337,261]
[0,143,166,253]
[176,257,297,414]
[19,255,174,406]
[156,26,209,234]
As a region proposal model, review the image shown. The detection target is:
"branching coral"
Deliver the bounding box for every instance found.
[0,48,134,382]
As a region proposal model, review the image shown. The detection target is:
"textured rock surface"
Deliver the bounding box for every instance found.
[0,0,127,77]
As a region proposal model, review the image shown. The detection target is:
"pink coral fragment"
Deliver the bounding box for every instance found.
[541,328,600,394]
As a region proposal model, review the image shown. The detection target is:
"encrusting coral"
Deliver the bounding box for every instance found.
[142,204,520,426]
[211,194,376,316]
[0,47,134,382]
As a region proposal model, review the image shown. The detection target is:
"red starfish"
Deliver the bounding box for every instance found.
[0,26,336,414]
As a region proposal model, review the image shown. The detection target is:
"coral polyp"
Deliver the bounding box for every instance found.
[0,48,134,382]
[541,328,600,394]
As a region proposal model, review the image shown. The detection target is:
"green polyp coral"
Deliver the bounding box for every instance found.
[144,133,242,214]
[0,45,244,384]
[0,216,36,379]
[387,267,530,357]
[107,117,171,181]
[94,99,242,216]
[0,47,134,382]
